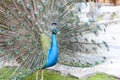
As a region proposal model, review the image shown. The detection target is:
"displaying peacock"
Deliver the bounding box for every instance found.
[0,0,109,80]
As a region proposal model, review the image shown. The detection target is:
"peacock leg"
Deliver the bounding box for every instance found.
[40,69,44,80]
[36,71,39,80]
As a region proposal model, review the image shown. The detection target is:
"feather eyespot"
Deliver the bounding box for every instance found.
[0,29,5,33]
[38,5,43,11]
[18,11,23,17]
[7,11,12,16]
[11,26,15,30]
[27,4,31,10]
[18,0,23,5]
[8,41,13,45]
[15,36,21,41]
[14,49,19,54]
[0,49,5,54]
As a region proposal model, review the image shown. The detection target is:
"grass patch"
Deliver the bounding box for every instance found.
[82,73,117,80]
[22,70,78,80]
[0,67,118,80]
[23,71,118,80]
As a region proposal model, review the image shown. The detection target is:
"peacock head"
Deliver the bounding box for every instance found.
[51,22,58,34]
[52,28,58,34]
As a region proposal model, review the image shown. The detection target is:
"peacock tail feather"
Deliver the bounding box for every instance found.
[0,0,110,79]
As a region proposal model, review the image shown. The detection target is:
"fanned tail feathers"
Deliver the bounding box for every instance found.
[0,0,110,79]
[58,22,108,67]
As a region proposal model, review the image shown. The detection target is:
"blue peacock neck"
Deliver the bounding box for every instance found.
[44,32,58,68]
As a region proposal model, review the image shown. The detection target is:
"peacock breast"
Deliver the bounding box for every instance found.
[44,33,58,68]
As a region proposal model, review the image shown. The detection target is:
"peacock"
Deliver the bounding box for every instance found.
[0,0,109,80]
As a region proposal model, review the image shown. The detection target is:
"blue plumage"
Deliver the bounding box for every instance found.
[44,33,58,68]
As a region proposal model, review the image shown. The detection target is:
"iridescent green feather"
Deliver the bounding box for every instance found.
[40,34,51,57]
